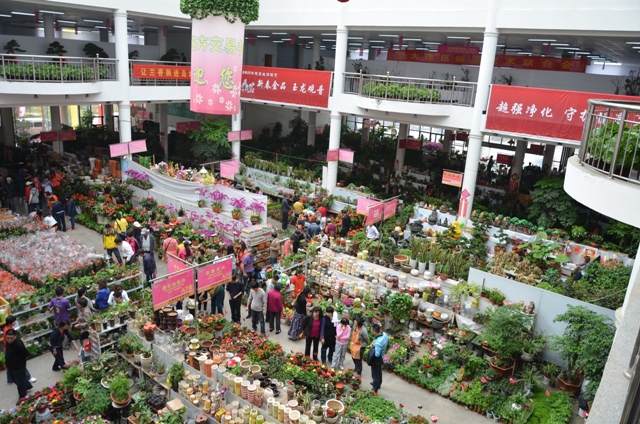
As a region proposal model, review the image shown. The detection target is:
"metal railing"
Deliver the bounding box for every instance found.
[343,72,477,107]
[579,100,640,185]
[0,54,117,82]
[129,60,190,86]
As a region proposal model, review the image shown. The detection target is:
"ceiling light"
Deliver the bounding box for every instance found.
[378,34,399,37]
[40,10,64,15]
[516,52,533,55]
[469,40,483,44]
[173,25,190,29]
[505,48,522,51]
[127,19,134,23]
[84,19,103,23]
[321,33,335,36]
[348,36,363,40]
[57,19,76,24]
[422,41,441,45]
[632,46,640,49]
[415,47,430,51]
[272,32,287,35]
[527,38,556,42]
[624,42,640,45]
[12,11,36,16]
[256,35,270,38]
[322,39,335,42]
[142,26,158,29]
[331,46,336,49]
[574,51,591,54]
[549,43,569,46]
[95,25,106,29]
[497,44,505,47]
[0,14,11,18]
[403,38,422,41]
[447,36,470,39]
[594,61,620,65]
[555,47,580,50]
[369,40,385,43]
[298,36,313,39]
[273,40,284,43]
[587,55,601,58]
[320,46,326,49]
[348,43,362,46]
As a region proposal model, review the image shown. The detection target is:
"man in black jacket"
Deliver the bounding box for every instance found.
[49,320,79,371]
[340,210,351,237]
[5,329,33,401]
[281,195,293,230]
[51,196,66,231]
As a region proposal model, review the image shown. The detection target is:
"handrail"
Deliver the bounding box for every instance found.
[343,71,478,107]
[579,99,640,186]
[129,60,190,86]
[0,53,117,82]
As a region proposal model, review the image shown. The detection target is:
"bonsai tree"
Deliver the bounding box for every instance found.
[482,304,532,367]
[46,41,67,56]
[83,42,109,58]
[518,231,570,268]
[129,50,140,60]
[160,48,180,62]
[550,305,615,394]
[4,39,26,54]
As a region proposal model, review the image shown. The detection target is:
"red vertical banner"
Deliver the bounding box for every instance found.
[163,25,168,37]
[398,36,403,49]
[290,34,296,44]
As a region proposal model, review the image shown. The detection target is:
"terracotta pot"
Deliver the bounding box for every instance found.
[110,392,131,407]
[557,374,583,396]
[489,360,514,378]
[232,213,242,220]
[212,206,222,213]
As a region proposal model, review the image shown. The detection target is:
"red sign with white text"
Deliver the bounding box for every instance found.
[327,150,339,162]
[176,122,189,131]
[496,154,514,166]
[485,85,640,142]
[240,66,332,108]
[132,64,190,80]
[387,50,587,73]
[437,45,479,55]
[40,131,58,142]
[59,130,76,141]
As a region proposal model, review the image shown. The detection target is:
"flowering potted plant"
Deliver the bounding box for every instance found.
[207,189,229,213]
[425,142,443,153]
[229,197,247,220]
[140,196,158,210]
[196,188,207,208]
[246,200,266,224]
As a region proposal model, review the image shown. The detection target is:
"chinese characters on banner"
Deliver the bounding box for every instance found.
[437,45,479,55]
[384,199,398,220]
[132,64,190,80]
[109,143,129,157]
[39,131,59,142]
[387,50,587,73]
[190,16,245,115]
[485,85,640,142]
[59,130,76,141]
[128,140,147,154]
[327,150,339,162]
[227,130,253,142]
[176,122,189,131]
[197,258,233,293]
[241,66,333,108]
[496,154,514,166]
[151,268,195,310]
[220,160,239,180]
[167,254,190,274]
[442,170,464,188]
[398,139,422,150]
[338,149,354,163]
[365,203,384,226]
[356,198,380,215]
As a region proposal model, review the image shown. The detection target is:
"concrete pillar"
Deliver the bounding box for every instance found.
[104,104,114,131]
[297,43,306,69]
[158,27,167,60]
[620,241,640,325]
[312,37,321,69]
[43,15,55,39]
[0,108,15,148]
[361,121,370,146]
[325,112,342,192]
[395,123,408,176]
[158,103,168,162]
[559,146,575,173]
[231,111,241,160]
[442,130,453,155]
[333,16,348,97]
[99,29,109,43]
[114,11,132,146]
[542,144,556,174]
[510,139,527,192]
[59,105,70,127]
[459,0,500,222]
[307,112,316,146]
[50,106,63,155]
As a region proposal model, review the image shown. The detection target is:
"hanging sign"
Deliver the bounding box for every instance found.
[197,257,234,293]
[167,254,190,274]
[384,199,398,219]
[327,150,339,162]
[442,170,463,188]
[496,154,514,166]
[109,143,129,157]
[189,121,201,131]
[132,64,190,80]
[176,122,189,131]
[128,140,147,154]
[39,131,59,142]
[365,202,384,225]
[58,130,76,141]
[338,149,354,163]
[437,45,479,55]
[220,160,239,180]
[227,130,253,142]
[151,268,195,310]
[356,198,381,215]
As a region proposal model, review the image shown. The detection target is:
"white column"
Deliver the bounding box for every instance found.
[307,112,316,146]
[510,139,527,191]
[158,27,167,60]
[50,106,63,155]
[332,8,348,97]
[312,37,321,69]
[158,103,168,162]
[114,10,132,146]
[459,0,500,222]
[395,123,408,176]
[0,108,15,148]
[442,130,453,155]
[103,104,114,131]
[325,112,342,191]
[43,15,55,39]
[231,111,242,160]
[542,144,556,174]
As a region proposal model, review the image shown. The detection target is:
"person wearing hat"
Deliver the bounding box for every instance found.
[162,229,179,262]
[2,176,16,211]
[140,227,156,254]
[25,181,40,213]
[132,221,142,246]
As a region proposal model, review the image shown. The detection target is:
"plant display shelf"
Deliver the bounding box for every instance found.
[89,320,129,357]
[117,351,169,391]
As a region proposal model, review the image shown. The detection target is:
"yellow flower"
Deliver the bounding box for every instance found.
[471,299,478,307]
[436,290,443,297]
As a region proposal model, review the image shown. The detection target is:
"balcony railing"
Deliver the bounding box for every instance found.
[0,54,117,82]
[343,72,477,107]
[579,100,640,185]
[129,60,190,86]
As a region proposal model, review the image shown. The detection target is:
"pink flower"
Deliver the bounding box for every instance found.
[546,390,550,397]
[509,378,516,384]
[481,377,487,383]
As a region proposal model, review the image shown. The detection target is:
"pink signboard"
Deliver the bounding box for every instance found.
[176,122,189,131]
[109,143,129,157]
[366,202,384,226]
[152,268,194,311]
[405,139,422,151]
[40,131,59,142]
[197,257,233,293]
[190,15,245,115]
[128,140,147,154]
[58,130,76,141]
[240,130,253,140]
[327,150,339,162]
[357,198,381,215]
[228,131,241,142]
[338,149,354,163]
[220,160,239,180]
[442,170,464,188]
[384,199,398,219]
[167,254,190,275]
[188,121,201,131]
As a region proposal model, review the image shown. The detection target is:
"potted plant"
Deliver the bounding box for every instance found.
[571,225,588,242]
[589,234,603,248]
[247,200,266,224]
[109,372,131,406]
[207,189,228,213]
[196,188,207,208]
[140,197,158,211]
[140,347,154,372]
[387,292,413,322]
[540,363,558,386]
[129,402,153,424]
[46,41,67,56]
[521,333,547,361]
[550,305,615,395]
[34,397,50,414]
[520,364,541,394]
[167,362,185,392]
[74,377,93,402]
[229,197,247,220]
[483,305,532,376]
[60,364,83,392]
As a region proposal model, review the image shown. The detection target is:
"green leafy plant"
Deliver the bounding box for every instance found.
[191,119,232,161]
[60,364,83,391]
[46,41,67,56]
[519,231,570,266]
[387,292,413,321]
[571,225,588,242]
[528,177,579,230]
[483,305,533,365]
[109,372,130,403]
[83,43,108,58]
[180,0,260,24]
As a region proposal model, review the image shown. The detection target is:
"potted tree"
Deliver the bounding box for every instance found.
[550,305,615,396]
[483,305,532,377]
[109,373,131,406]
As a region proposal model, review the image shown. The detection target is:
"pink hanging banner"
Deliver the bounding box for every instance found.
[327,150,339,162]
[220,160,239,180]
[109,143,129,157]
[197,257,234,293]
[128,140,148,154]
[240,130,253,140]
[167,253,190,274]
[227,131,240,142]
[58,130,76,141]
[190,16,245,115]
[152,268,194,311]
[384,199,398,219]
[366,202,384,225]
[357,198,381,215]
[176,122,189,131]
[338,149,354,163]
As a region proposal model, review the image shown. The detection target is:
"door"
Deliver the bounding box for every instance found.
[264,54,273,67]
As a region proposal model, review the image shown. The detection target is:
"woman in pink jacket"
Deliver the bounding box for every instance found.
[331,318,351,370]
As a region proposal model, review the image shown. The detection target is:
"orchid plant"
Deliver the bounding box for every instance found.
[246,200,266,218]
[229,197,247,217]
[207,189,229,210]
[425,142,443,152]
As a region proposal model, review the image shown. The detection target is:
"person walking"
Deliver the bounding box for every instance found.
[332,318,351,370]
[2,177,16,211]
[5,329,33,402]
[51,196,66,231]
[241,249,256,289]
[65,195,76,231]
[25,181,40,213]
[301,306,322,361]
[49,287,71,326]
[288,287,309,340]
[320,306,336,365]
[4,316,36,385]
[226,276,244,324]
[103,224,122,264]
[368,323,389,394]
[140,249,157,286]
[267,284,284,333]
[246,282,267,335]
[210,283,225,315]
[140,228,156,254]
[350,317,369,376]
[162,229,179,262]
[269,233,280,265]
[49,320,79,371]
[340,210,351,237]
[281,195,293,230]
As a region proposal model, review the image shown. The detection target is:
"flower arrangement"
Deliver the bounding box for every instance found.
[229,197,247,219]
[196,188,208,207]
[247,200,266,223]
[124,170,152,189]
[425,142,443,152]
[341,297,354,308]
[383,343,408,364]
[207,190,229,212]
[140,196,158,210]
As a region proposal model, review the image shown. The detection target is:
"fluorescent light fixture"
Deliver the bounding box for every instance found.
[574,51,591,54]
[331,46,336,49]
[403,38,422,41]
[298,35,313,39]
[555,47,580,50]
[273,40,284,43]
[281,38,291,41]
[95,25,106,29]
[469,40,483,44]
[369,40,385,43]
[527,38,556,42]
[40,10,64,14]
[272,32,287,35]
[632,46,640,49]
[594,61,620,65]
[62,28,74,33]
[348,43,362,46]
[516,52,533,55]
[320,33,335,36]
[320,46,326,49]
[256,35,270,38]
[322,39,335,42]
[447,36,470,39]
[173,25,190,29]
[415,47,430,51]
[57,19,76,24]
[142,26,158,29]
[496,44,505,47]
[0,14,12,18]
[549,43,569,46]
[127,19,134,23]
[624,41,640,45]
[348,36,363,40]
[378,34,399,37]
[84,19,103,23]
[422,41,441,45]
[12,11,36,16]
[505,48,522,51]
